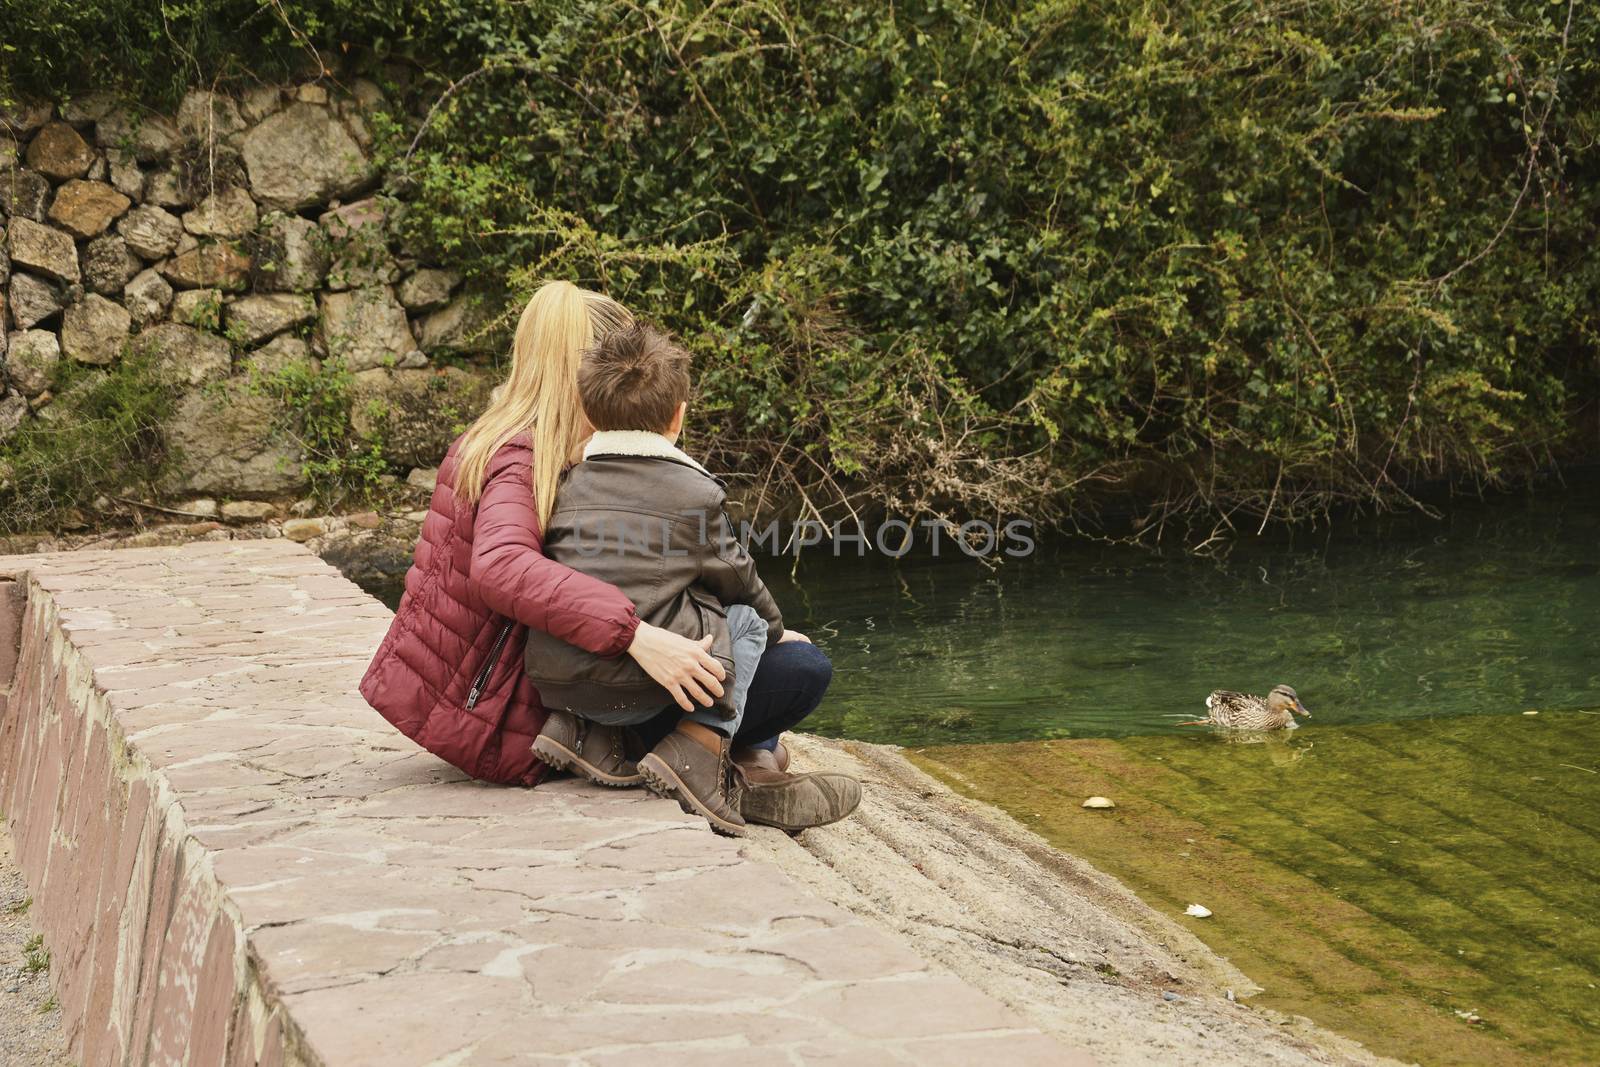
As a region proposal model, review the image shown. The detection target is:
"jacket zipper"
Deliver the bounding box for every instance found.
[466,620,514,710]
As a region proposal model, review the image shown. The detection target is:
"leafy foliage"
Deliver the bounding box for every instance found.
[5,0,1597,541]
[249,358,388,505]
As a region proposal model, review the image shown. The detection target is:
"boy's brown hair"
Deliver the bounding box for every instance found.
[577,322,692,433]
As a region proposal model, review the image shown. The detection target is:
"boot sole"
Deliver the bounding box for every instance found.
[741,792,861,832]
[533,735,644,788]
[637,754,747,838]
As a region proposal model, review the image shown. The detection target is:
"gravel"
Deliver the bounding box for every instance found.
[0,827,71,1067]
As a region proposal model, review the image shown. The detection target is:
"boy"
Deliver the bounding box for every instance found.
[527,322,783,836]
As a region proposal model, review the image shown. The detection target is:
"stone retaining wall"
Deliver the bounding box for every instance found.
[0,553,306,1065]
[0,540,1088,1066]
[1,86,493,503]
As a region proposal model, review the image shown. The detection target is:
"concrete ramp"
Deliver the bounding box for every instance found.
[0,541,1090,1066]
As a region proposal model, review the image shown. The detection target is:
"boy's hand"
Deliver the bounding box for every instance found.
[778,630,812,644]
[627,622,727,711]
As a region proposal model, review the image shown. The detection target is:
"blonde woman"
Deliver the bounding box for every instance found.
[360,281,855,829]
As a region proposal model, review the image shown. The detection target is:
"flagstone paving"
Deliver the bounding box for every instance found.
[0,540,1092,1066]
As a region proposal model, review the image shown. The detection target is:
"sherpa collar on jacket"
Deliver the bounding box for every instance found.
[582,429,713,476]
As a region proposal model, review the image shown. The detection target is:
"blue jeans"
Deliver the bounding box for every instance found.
[687,604,767,737]
[634,637,833,752]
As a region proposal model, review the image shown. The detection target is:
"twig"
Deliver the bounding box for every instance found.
[1256,462,1284,535]
[1424,0,1574,289]
[113,497,218,520]
[402,64,518,164]
[262,0,331,81]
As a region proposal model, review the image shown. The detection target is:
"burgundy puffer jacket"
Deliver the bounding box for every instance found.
[360,433,640,784]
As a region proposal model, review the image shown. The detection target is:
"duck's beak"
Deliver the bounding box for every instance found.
[1295,702,1312,718]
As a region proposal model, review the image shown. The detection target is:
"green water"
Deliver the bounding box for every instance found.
[767,488,1600,745]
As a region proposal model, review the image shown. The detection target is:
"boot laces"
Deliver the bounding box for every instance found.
[720,744,742,810]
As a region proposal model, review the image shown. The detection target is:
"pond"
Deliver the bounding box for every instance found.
[354,484,1600,1064]
[767,488,1599,1064]
[772,489,1600,745]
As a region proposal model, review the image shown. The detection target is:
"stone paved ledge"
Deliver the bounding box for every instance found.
[0,540,1093,1066]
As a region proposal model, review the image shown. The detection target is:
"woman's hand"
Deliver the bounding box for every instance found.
[778,630,812,644]
[627,621,727,711]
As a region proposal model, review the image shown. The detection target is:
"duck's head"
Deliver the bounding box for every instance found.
[1269,685,1311,718]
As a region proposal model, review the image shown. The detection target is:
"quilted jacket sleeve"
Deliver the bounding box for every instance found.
[468,443,640,656]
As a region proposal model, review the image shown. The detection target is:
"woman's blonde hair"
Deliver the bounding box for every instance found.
[453,281,633,527]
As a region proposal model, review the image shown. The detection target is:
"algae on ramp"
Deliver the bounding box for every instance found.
[914,710,1600,1067]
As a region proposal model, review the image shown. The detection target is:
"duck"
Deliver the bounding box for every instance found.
[1180,684,1311,730]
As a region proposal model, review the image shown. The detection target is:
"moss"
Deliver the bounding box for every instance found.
[914,711,1600,1066]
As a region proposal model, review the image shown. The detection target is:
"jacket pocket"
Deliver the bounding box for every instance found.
[466,619,514,711]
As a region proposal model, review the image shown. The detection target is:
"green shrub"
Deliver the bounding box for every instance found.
[387,0,1600,537]
[5,0,1596,540]
[248,358,388,505]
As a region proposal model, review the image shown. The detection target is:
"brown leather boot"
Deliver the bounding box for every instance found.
[730,740,789,773]
[733,749,862,832]
[638,730,747,837]
[533,710,644,787]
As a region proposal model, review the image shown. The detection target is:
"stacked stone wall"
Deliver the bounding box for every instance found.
[1,85,495,505]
